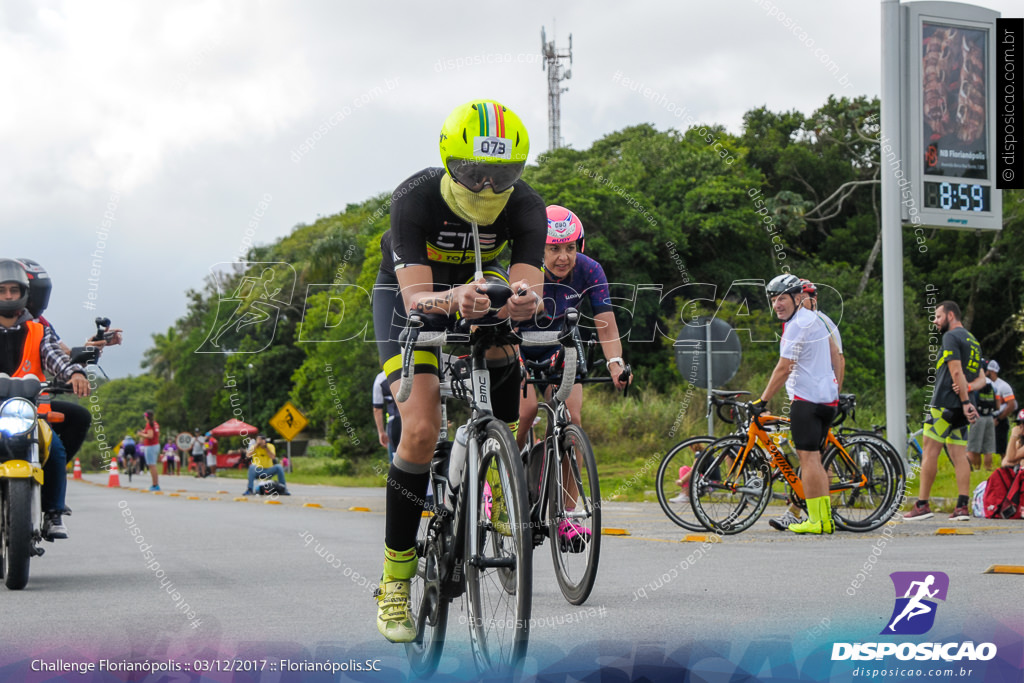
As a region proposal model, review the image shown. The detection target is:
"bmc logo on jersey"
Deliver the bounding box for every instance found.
[881,571,949,635]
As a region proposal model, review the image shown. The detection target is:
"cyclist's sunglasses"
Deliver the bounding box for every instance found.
[446,159,524,193]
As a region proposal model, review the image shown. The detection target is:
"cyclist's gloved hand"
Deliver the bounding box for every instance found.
[750,398,767,416]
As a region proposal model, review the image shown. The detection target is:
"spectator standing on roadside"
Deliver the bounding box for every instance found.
[987,361,1017,467]
[372,370,402,463]
[191,429,207,477]
[904,301,984,521]
[205,434,218,477]
[966,362,999,471]
[137,411,161,492]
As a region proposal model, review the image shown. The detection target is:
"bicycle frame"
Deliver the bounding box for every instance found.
[722,413,866,503]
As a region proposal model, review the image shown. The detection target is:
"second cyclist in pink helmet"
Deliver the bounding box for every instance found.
[517,204,630,453]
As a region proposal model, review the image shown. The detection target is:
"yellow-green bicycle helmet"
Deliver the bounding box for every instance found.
[439,100,529,192]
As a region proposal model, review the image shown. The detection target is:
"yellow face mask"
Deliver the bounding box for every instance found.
[440,174,514,226]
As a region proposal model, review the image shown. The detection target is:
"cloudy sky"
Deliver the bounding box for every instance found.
[2,0,1016,378]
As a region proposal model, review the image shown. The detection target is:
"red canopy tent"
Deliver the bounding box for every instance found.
[208,418,258,437]
[207,419,258,468]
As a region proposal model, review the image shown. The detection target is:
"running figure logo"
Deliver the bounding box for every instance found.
[881,571,949,635]
[197,262,296,354]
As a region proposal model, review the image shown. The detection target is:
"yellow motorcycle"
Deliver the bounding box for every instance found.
[0,374,62,590]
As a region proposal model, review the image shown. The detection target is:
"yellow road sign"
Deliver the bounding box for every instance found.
[269,401,308,442]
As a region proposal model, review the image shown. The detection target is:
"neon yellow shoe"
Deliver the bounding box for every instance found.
[789,497,833,535]
[375,577,416,643]
[788,518,824,534]
[820,497,835,535]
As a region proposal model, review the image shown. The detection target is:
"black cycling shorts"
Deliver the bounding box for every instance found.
[372,267,521,428]
[790,399,838,451]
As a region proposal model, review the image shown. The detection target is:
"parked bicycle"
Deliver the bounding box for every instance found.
[688,396,905,534]
[519,308,631,605]
[655,390,751,532]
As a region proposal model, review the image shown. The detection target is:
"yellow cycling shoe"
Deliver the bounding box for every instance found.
[375,577,417,643]
[788,519,824,534]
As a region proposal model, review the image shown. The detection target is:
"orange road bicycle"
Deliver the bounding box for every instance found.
[688,398,905,534]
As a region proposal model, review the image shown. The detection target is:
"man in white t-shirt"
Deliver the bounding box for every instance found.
[768,278,845,531]
[753,274,840,535]
[987,360,1017,468]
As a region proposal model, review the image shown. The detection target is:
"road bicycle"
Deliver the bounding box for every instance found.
[688,397,905,534]
[519,309,631,605]
[398,284,537,677]
[655,390,752,532]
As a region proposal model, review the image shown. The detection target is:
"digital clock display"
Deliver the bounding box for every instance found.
[923,181,990,212]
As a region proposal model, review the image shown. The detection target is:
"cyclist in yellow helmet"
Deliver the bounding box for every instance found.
[371,100,545,642]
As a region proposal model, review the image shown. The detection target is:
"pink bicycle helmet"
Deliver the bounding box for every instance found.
[545,205,585,252]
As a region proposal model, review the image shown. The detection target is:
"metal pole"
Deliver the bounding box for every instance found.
[706,318,715,437]
[247,363,253,422]
[881,0,907,458]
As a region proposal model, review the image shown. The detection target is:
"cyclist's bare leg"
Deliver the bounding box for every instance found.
[516,383,540,451]
[796,449,828,499]
[561,383,585,509]
[390,374,441,468]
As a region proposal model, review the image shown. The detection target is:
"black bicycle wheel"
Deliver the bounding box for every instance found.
[824,436,900,532]
[689,436,773,535]
[405,514,450,677]
[655,436,715,531]
[547,425,600,605]
[465,418,532,676]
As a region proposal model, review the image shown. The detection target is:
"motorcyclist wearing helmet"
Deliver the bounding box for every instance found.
[370,100,545,642]
[753,273,839,535]
[0,258,90,540]
[16,258,122,461]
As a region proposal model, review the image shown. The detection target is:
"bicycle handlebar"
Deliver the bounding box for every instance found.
[395,293,571,405]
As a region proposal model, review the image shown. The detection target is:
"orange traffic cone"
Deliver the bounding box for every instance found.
[107,458,121,488]
[73,458,82,480]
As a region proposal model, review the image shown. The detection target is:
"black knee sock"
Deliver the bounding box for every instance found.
[384,461,430,553]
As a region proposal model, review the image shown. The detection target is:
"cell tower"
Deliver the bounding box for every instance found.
[541,26,572,151]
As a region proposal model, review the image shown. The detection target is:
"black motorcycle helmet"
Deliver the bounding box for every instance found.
[0,259,30,318]
[15,258,52,319]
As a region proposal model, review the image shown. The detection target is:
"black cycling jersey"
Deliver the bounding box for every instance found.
[379,167,546,280]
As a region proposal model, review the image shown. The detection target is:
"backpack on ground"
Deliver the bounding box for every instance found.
[982,467,1023,519]
[971,480,987,518]
[256,480,290,496]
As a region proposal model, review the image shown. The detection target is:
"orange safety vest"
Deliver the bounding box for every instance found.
[12,320,50,414]
[12,321,44,381]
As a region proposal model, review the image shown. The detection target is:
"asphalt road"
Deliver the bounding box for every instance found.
[0,472,1020,682]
